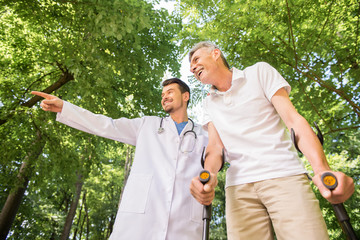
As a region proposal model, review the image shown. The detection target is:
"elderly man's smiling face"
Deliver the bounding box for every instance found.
[190,47,219,85]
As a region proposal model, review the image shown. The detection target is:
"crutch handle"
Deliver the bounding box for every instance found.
[199,170,210,184]
[321,172,338,190]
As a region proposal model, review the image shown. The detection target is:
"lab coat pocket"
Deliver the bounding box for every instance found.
[119,174,152,214]
[190,197,203,223]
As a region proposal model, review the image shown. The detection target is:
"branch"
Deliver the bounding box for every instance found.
[266,39,360,119]
[0,70,74,126]
[324,125,360,135]
[22,70,74,108]
[356,1,360,58]
[22,70,60,98]
[285,0,298,67]
[308,3,332,53]
[301,63,360,118]
[257,39,331,130]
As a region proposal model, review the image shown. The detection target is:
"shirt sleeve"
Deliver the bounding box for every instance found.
[257,62,291,101]
[56,101,142,145]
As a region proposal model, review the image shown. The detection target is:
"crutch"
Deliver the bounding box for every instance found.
[199,170,212,240]
[291,123,358,240]
[198,147,225,240]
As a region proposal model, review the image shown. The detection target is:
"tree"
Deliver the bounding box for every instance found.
[0,130,45,239]
[0,0,182,238]
[179,0,359,144]
[177,0,359,238]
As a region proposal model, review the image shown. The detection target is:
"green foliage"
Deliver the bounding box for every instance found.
[0,0,182,238]
[210,168,227,239]
[178,0,359,147]
[0,0,182,119]
[72,153,127,239]
[178,0,360,238]
[2,0,359,238]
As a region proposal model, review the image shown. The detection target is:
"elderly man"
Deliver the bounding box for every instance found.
[188,41,354,240]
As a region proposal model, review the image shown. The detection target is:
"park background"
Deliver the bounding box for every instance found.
[0,0,359,239]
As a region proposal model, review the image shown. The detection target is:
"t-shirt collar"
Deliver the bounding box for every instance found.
[209,67,244,95]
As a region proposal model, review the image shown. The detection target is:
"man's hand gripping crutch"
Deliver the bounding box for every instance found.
[190,122,225,240]
[198,148,225,240]
[196,147,225,240]
[291,123,357,240]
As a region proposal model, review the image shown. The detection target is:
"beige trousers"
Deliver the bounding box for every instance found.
[225,174,329,240]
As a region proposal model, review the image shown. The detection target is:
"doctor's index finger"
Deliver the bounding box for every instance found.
[31,91,55,99]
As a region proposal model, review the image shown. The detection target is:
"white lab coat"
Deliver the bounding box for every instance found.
[56,101,208,240]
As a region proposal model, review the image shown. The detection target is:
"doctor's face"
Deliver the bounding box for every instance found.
[161,83,187,114]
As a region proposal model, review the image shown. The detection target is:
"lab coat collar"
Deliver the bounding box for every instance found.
[163,116,178,136]
[165,116,197,137]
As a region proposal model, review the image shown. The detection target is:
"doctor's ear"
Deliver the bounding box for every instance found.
[182,92,190,103]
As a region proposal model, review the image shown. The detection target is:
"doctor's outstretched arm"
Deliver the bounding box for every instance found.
[31,91,64,113]
[190,122,224,206]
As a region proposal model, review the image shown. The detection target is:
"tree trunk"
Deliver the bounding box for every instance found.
[106,147,133,238]
[84,195,90,240]
[79,212,85,240]
[0,131,44,240]
[118,147,133,206]
[60,172,83,240]
[78,192,88,240]
[105,213,116,239]
[72,191,86,240]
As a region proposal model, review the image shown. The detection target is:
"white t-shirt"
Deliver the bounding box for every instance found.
[203,62,306,187]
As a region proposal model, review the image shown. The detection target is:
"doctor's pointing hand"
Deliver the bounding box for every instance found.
[31,91,63,113]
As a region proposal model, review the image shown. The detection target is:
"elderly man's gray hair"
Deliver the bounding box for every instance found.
[189,41,230,69]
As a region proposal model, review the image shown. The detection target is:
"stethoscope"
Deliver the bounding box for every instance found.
[158,117,197,152]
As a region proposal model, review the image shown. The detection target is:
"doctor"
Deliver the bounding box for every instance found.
[31,78,208,239]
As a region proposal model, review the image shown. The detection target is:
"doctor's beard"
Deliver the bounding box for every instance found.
[164,106,173,114]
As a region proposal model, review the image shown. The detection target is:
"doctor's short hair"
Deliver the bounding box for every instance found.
[189,41,230,70]
[162,78,190,106]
